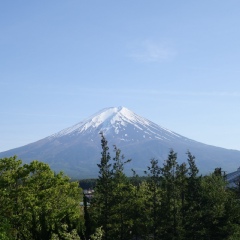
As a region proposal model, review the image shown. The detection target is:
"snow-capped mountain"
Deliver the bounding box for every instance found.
[49,106,190,142]
[1,106,240,179]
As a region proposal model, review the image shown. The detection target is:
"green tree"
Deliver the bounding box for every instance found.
[144,158,162,239]
[196,174,239,240]
[90,227,104,240]
[50,224,81,240]
[175,162,188,239]
[90,134,134,240]
[0,156,83,239]
[0,218,13,240]
[108,145,133,240]
[90,133,114,240]
[159,149,179,240]
[183,151,202,240]
[128,173,149,240]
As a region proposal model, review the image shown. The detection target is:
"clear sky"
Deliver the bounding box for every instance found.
[1,1,240,152]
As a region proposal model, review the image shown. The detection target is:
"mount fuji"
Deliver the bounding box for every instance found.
[1,106,240,178]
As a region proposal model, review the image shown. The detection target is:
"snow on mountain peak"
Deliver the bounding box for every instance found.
[49,106,187,142]
[50,107,132,138]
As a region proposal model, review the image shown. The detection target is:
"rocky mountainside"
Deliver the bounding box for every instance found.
[1,106,240,179]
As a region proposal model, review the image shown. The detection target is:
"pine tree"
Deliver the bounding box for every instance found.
[159,149,179,240]
[128,172,148,239]
[109,145,132,240]
[175,162,188,238]
[91,133,113,240]
[144,158,162,239]
[90,134,133,240]
[183,151,202,240]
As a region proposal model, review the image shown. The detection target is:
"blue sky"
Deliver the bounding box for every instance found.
[1,1,240,152]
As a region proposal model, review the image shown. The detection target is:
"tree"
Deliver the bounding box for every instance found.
[90,133,114,240]
[0,156,83,239]
[128,172,148,240]
[90,227,104,240]
[175,162,188,238]
[0,218,13,240]
[196,174,240,240]
[108,145,133,240]
[90,134,133,240]
[144,158,162,239]
[159,149,179,240]
[182,151,202,240]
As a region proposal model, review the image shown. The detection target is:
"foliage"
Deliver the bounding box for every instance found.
[0,218,13,240]
[90,227,104,240]
[143,158,162,239]
[89,139,240,240]
[0,156,84,240]
[2,137,240,240]
[90,133,133,240]
[50,224,81,240]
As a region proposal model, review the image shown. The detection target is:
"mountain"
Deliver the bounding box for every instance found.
[1,106,240,179]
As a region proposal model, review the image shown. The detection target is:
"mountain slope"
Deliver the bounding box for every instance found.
[1,106,240,178]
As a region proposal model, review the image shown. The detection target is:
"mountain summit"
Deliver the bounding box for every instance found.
[49,106,189,143]
[1,107,240,178]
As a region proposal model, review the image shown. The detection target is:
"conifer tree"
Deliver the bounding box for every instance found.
[109,145,132,240]
[175,162,188,238]
[144,158,162,239]
[160,149,179,240]
[128,172,148,239]
[91,132,113,240]
[90,134,134,240]
[183,151,202,240]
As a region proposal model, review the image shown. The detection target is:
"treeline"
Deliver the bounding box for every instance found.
[88,134,240,240]
[1,134,240,239]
